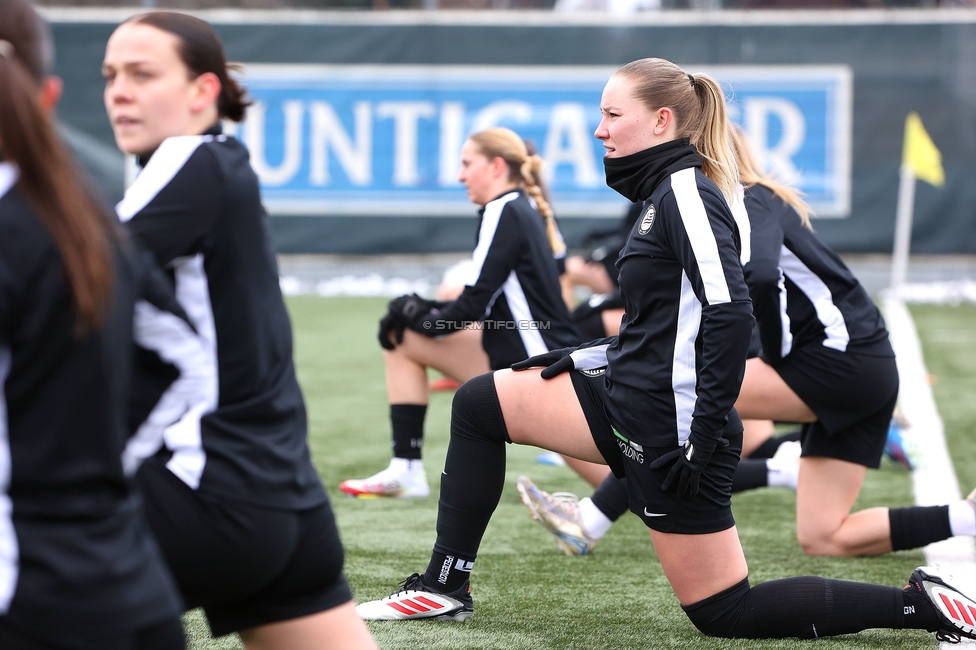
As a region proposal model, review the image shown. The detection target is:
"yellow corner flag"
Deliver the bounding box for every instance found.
[902,112,945,187]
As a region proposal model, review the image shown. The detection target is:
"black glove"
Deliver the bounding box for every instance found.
[378,294,441,350]
[511,340,612,379]
[377,309,407,351]
[510,347,576,379]
[649,437,728,498]
[389,293,439,324]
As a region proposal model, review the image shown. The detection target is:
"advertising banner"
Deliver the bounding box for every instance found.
[232,64,852,218]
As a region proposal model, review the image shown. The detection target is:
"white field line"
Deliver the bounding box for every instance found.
[882,295,976,648]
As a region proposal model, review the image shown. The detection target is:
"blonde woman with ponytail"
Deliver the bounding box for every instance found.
[517,125,954,567]
[341,126,580,498]
[356,59,976,645]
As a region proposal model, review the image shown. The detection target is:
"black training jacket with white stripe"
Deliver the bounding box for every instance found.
[118,126,327,510]
[413,189,580,370]
[742,183,892,364]
[0,160,187,635]
[589,142,755,449]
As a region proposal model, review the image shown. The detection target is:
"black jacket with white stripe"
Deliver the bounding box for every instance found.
[742,183,892,364]
[413,190,580,370]
[0,160,186,634]
[586,142,755,449]
[118,127,326,510]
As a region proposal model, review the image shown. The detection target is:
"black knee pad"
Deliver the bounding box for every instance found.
[451,372,510,444]
[681,577,751,638]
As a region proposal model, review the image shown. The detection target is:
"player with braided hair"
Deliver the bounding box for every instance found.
[340,127,580,499]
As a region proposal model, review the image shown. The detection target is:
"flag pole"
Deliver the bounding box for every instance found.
[889,163,917,295]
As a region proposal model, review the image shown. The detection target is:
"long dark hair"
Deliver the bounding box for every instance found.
[0,0,116,331]
[127,12,252,123]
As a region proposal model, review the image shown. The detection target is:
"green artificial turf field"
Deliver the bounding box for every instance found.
[184,298,976,649]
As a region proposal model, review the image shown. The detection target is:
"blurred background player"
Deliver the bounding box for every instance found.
[517,125,976,562]
[103,12,378,649]
[338,127,580,499]
[561,200,639,339]
[430,140,565,393]
[0,2,194,646]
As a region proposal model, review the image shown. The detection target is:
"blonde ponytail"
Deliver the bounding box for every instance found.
[688,74,739,203]
[731,125,813,228]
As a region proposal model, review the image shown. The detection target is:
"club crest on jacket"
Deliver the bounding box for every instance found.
[638,203,656,235]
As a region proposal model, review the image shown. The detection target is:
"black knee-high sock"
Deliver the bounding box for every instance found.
[748,430,801,459]
[683,576,911,639]
[731,459,768,493]
[391,403,426,460]
[591,473,630,523]
[422,374,508,592]
[889,505,953,551]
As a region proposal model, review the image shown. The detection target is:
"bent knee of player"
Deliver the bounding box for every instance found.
[451,372,510,445]
[682,578,750,638]
[796,522,854,557]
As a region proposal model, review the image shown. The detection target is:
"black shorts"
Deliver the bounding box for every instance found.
[137,460,353,637]
[570,369,742,535]
[773,346,898,468]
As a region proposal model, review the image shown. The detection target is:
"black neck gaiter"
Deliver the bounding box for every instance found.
[603,138,703,202]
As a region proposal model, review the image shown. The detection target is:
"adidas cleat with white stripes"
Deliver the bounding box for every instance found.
[909,566,976,643]
[356,573,473,621]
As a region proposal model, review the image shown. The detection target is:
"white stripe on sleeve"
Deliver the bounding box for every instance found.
[780,248,850,352]
[672,272,702,446]
[0,162,18,200]
[164,254,220,488]
[115,136,210,223]
[469,192,519,284]
[0,348,18,615]
[123,300,217,477]
[776,266,794,358]
[730,185,751,265]
[671,168,732,305]
[500,271,548,356]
